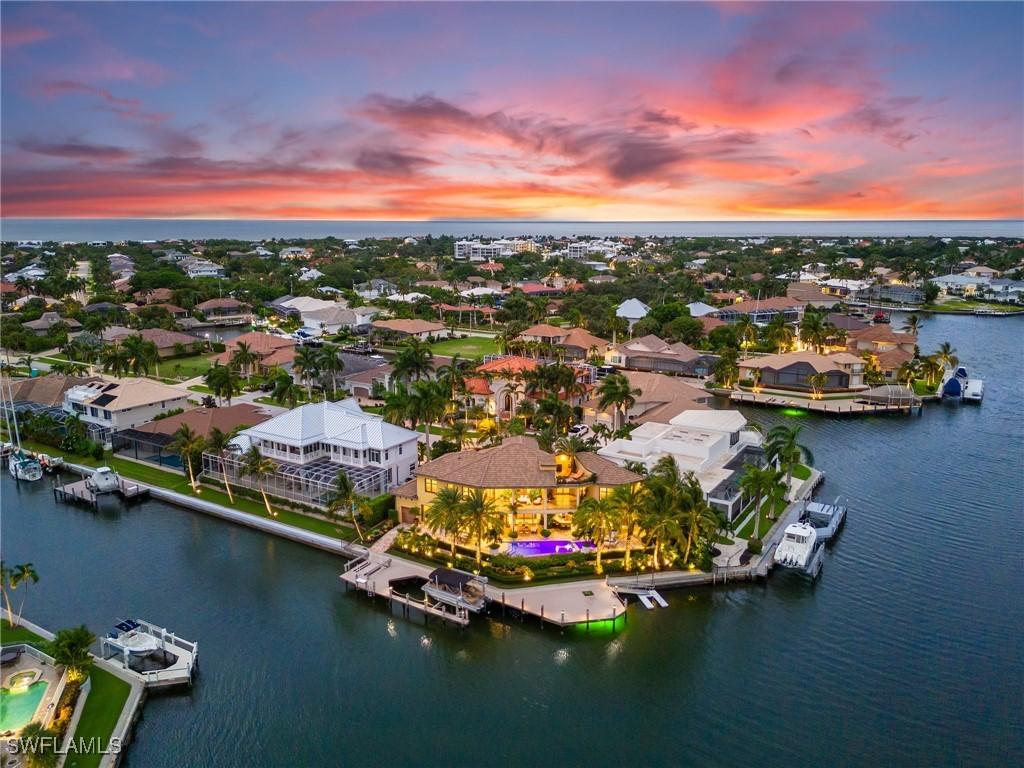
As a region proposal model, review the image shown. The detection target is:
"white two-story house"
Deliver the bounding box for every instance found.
[225,399,420,499]
[63,378,190,447]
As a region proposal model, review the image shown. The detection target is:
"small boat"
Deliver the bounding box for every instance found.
[872,310,890,324]
[941,366,970,399]
[773,522,824,578]
[86,466,120,494]
[962,379,984,403]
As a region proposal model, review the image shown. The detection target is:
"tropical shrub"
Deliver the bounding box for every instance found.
[747,537,763,555]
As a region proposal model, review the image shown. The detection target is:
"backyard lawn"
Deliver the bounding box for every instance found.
[154,353,214,382]
[67,667,132,768]
[428,336,499,358]
[792,464,811,481]
[1,618,46,646]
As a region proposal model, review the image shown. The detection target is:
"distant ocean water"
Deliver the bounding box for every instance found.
[1,218,1022,241]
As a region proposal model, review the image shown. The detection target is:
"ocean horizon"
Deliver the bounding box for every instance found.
[1,218,1022,242]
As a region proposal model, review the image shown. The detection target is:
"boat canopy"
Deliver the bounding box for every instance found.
[857,385,921,405]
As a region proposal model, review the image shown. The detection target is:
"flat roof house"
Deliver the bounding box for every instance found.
[598,409,764,521]
[217,398,420,500]
[394,435,641,528]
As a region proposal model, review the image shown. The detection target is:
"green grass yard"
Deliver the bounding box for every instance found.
[154,353,214,381]
[428,336,499,358]
[792,464,811,481]
[66,667,132,768]
[1,619,46,646]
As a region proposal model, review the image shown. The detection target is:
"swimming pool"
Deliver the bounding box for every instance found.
[0,680,48,731]
[506,540,594,557]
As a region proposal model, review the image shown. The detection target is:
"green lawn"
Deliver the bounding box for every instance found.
[912,379,939,396]
[733,499,788,539]
[66,667,131,768]
[155,354,214,382]
[1,618,46,646]
[792,464,811,481]
[428,336,499,358]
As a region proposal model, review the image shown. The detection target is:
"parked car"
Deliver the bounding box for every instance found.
[568,423,591,438]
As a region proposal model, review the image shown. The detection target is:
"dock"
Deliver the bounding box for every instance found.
[100,619,198,689]
[731,390,923,415]
[339,554,472,627]
[54,476,149,507]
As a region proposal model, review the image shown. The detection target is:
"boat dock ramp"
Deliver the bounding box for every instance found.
[53,475,149,507]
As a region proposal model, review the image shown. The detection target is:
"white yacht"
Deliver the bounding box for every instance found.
[8,450,43,482]
[773,522,823,577]
[87,466,121,494]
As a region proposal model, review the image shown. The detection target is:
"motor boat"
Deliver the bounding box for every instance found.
[86,466,120,494]
[773,522,821,574]
[941,366,972,400]
[962,379,984,403]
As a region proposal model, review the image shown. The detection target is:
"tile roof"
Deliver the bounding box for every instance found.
[4,374,100,407]
[475,356,539,375]
[224,332,295,355]
[560,328,608,350]
[131,404,272,438]
[848,324,917,344]
[195,298,245,310]
[741,350,862,373]
[613,334,701,362]
[415,435,640,488]
[874,347,915,371]
[720,296,805,314]
[372,319,446,335]
[70,377,188,411]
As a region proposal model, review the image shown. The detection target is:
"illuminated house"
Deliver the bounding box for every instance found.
[738,351,866,392]
[393,435,641,528]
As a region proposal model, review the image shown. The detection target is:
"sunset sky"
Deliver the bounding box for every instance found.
[2,1,1021,221]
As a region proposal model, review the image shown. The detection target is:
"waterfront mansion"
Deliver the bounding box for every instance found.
[598,409,765,522]
[394,436,641,529]
[215,399,420,500]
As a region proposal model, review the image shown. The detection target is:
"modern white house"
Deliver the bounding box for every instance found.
[218,399,420,500]
[63,378,190,447]
[598,409,765,521]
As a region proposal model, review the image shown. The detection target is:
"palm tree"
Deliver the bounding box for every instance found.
[18,722,59,768]
[392,338,434,382]
[169,424,205,491]
[734,316,759,354]
[573,496,617,574]
[609,482,645,571]
[327,471,363,541]
[409,379,447,453]
[1,561,18,625]
[800,310,826,353]
[436,354,466,403]
[902,313,924,336]
[762,467,789,520]
[897,358,923,387]
[293,345,321,398]
[423,486,464,556]
[714,348,740,388]
[739,466,769,541]
[49,359,89,376]
[9,563,39,627]
[596,372,642,430]
[765,424,814,493]
[459,488,503,565]
[100,343,130,377]
[766,314,795,352]
[230,341,259,378]
[808,372,828,399]
[205,427,236,503]
[536,392,572,435]
[48,624,96,680]
[271,374,303,408]
[122,334,157,377]
[641,456,687,569]
[446,420,472,450]
[317,345,345,398]
[241,445,277,517]
[679,473,719,565]
[920,355,944,389]
[936,341,958,369]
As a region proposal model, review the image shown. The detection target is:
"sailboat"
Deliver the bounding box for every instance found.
[3,376,42,482]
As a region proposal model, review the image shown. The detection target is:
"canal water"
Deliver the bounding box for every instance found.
[2,314,1021,767]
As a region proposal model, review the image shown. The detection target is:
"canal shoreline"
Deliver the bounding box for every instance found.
[4,614,145,768]
[51,460,824,630]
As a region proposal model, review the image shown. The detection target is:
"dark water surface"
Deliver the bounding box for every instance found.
[2,314,1022,767]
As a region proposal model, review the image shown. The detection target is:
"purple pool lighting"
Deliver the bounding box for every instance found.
[506,540,595,557]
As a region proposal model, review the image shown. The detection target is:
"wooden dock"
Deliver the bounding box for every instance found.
[731,390,923,415]
[54,477,149,507]
[339,556,472,627]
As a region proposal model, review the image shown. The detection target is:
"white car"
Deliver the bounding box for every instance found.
[568,424,591,438]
